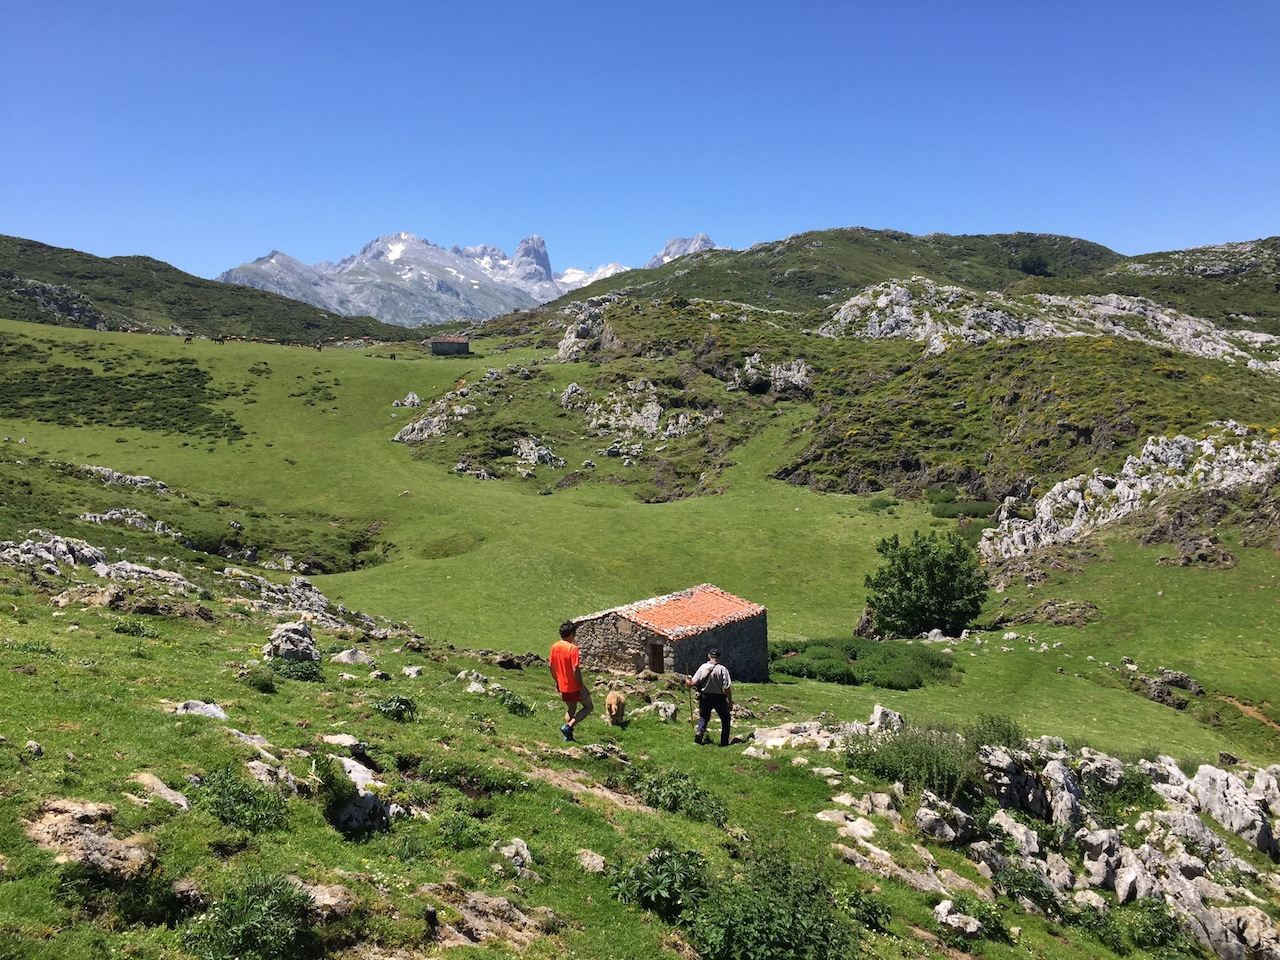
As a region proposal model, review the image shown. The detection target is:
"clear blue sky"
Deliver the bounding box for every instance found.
[2,1,1277,278]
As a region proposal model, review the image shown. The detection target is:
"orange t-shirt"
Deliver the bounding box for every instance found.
[549,639,581,694]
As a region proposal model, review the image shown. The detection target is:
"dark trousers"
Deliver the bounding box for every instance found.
[697,692,731,745]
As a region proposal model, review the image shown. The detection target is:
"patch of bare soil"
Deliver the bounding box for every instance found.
[523,765,653,812]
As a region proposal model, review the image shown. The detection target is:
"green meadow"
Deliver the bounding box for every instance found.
[1,314,1278,959]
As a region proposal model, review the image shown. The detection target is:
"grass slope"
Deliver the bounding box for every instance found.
[2,316,1275,761]
[0,235,416,343]
[2,315,1278,958]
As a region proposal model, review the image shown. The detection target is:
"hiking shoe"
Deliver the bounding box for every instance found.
[694,732,705,745]
[560,723,574,742]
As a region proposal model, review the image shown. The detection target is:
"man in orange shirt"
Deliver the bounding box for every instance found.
[549,621,592,741]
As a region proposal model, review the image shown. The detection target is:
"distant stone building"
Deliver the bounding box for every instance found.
[429,335,471,356]
[572,584,768,682]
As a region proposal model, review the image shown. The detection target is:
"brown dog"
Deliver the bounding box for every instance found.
[605,689,627,726]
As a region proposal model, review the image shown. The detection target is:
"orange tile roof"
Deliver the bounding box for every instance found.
[612,584,765,641]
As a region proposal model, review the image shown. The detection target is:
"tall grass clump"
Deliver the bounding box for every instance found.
[622,768,728,826]
[194,767,289,832]
[183,870,316,960]
[846,724,982,802]
[688,845,856,960]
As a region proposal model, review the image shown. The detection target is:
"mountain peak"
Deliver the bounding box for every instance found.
[645,234,717,269]
[513,235,553,282]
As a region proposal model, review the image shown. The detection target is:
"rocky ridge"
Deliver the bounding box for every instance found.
[981,422,1280,560]
[818,276,1280,372]
[746,709,1280,960]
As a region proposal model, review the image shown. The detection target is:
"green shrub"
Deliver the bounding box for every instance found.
[846,725,982,802]
[434,810,486,850]
[372,695,417,723]
[843,888,892,931]
[112,617,157,638]
[240,663,277,694]
[862,494,899,513]
[863,531,988,638]
[183,870,316,960]
[270,658,323,682]
[194,767,289,832]
[994,864,1059,914]
[4,638,55,656]
[56,862,189,926]
[625,768,727,826]
[1069,904,1128,954]
[951,892,1008,940]
[1123,897,1193,953]
[771,637,953,689]
[964,713,1024,750]
[688,847,855,960]
[610,843,709,923]
[402,755,528,796]
[494,688,534,716]
[929,500,998,519]
[1084,770,1159,829]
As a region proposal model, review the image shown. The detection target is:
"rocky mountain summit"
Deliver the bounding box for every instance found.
[644,233,718,268]
[218,232,568,327]
[219,231,727,326]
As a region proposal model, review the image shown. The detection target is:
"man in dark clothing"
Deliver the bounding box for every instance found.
[686,649,732,746]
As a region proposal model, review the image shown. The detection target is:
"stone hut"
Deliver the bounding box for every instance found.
[429,335,471,356]
[572,584,768,682]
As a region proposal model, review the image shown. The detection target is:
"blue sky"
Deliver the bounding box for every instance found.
[1,1,1277,278]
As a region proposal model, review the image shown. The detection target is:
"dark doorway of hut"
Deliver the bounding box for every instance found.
[648,643,664,673]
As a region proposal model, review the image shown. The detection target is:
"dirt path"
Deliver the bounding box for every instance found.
[1217,696,1280,733]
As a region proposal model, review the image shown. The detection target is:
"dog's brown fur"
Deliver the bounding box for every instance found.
[605,689,627,726]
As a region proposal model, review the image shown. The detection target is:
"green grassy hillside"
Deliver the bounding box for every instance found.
[1016,237,1280,332]
[2,316,1275,757]
[0,236,416,343]
[2,306,1278,960]
[562,228,1280,336]
[569,228,1124,310]
[456,294,1280,501]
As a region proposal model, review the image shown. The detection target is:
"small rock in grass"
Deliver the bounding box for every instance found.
[934,899,984,938]
[576,849,606,873]
[129,772,189,810]
[330,649,375,666]
[175,700,228,721]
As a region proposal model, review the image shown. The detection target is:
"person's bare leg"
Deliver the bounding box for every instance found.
[570,692,593,728]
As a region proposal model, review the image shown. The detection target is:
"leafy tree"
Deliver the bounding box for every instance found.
[863,531,988,637]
